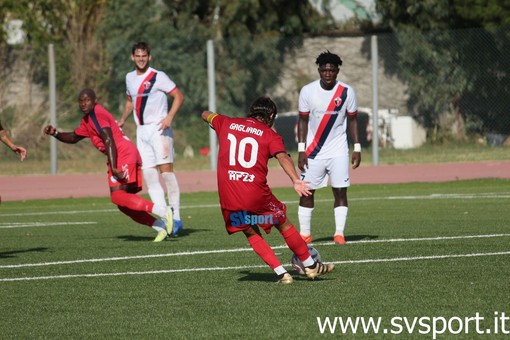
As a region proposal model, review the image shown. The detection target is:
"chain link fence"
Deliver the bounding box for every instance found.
[1,27,508,165]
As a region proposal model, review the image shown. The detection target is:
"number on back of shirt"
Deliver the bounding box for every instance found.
[227,133,258,169]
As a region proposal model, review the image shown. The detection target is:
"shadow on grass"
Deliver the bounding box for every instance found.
[116,228,206,242]
[237,270,336,283]
[0,247,48,259]
[313,234,379,243]
[238,271,279,283]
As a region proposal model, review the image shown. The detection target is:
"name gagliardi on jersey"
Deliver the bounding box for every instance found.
[229,123,264,136]
[228,170,255,182]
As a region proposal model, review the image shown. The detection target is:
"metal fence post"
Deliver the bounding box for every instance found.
[371,35,379,166]
[48,43,57,175]
[207,40,218,171]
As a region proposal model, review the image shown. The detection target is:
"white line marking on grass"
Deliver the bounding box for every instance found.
[331,251,510,265]
[0,264,268,282]
[1,250,509,282]
[2,192,509,218]
[1,233,509,269]
[0,248,254,268]
[312,233,510,246]
[283,192,510,204]
[353,193,510,201]
[0,204,221,217]
[0,209,117,217]
[0,222,97,229]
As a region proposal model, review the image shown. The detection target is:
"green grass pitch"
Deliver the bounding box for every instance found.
[1,179,509,339]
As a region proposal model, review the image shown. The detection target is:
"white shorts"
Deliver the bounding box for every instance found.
[300,156,350,190]
[136,124,174,169]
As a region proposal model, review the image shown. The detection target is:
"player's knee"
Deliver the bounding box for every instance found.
[300,195,314,207]
[110,190,124,206]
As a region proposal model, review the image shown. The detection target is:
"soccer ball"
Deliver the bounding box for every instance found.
[291,246,321,275]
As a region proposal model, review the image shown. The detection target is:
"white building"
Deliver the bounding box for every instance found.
[309,0,380,23]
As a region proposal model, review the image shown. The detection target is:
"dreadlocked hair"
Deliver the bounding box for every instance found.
[248,96,277,125]
[315,50,343,67]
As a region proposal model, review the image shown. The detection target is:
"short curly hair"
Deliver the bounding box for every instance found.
[315,50,343,67]
[78,88,96,100]
[132,41,151,55]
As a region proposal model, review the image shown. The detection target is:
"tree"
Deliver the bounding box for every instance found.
[375,0,510,138]
[100,0,330,151]
[1,0,109,126]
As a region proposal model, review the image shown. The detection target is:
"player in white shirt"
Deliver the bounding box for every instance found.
[118,41,185,237]
[297,51,361,245]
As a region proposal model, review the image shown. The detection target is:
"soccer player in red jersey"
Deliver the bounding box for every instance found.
[202,96,335,284]
[43,88,172,242]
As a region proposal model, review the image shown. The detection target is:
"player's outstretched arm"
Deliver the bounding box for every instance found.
[10,145,27,161]
[275,152,311,197]
[201,110,217,122]
[0,127,27,161]
[43,125,83,144]
[201,111,219,130]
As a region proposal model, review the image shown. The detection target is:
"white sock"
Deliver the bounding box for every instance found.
[302,257,314,267]
[151,204,167,219]
[334,206,348,236]
[143,167,167,208]
[298,206,314,236]
[162,172,181,220]
[151,220,166,232]
[274,265,287,275]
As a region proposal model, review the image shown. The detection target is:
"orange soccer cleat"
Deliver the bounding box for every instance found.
[300,234,312,244]
[334,235,347,245]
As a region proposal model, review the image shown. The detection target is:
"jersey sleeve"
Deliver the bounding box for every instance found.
[94,105,115,128]
[157,71,177,94]
[298,84,311,115]
[210,113,227,133]
[268,130,286,157]
[74,119,89,137]
[346,86,358,116]
[125,71,135,97]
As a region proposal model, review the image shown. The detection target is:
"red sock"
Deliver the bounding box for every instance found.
[247,234,281,269]
[111,190,154,213]
[117,206,156,227]
[282,225,310,262]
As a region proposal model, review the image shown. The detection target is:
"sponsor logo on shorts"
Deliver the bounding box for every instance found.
[229,211,275,227]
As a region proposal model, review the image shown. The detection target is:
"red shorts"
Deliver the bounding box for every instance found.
[221,196,287,235]
[107,162,143,191]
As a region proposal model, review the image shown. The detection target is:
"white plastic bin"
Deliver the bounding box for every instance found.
[390,116,426,149]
